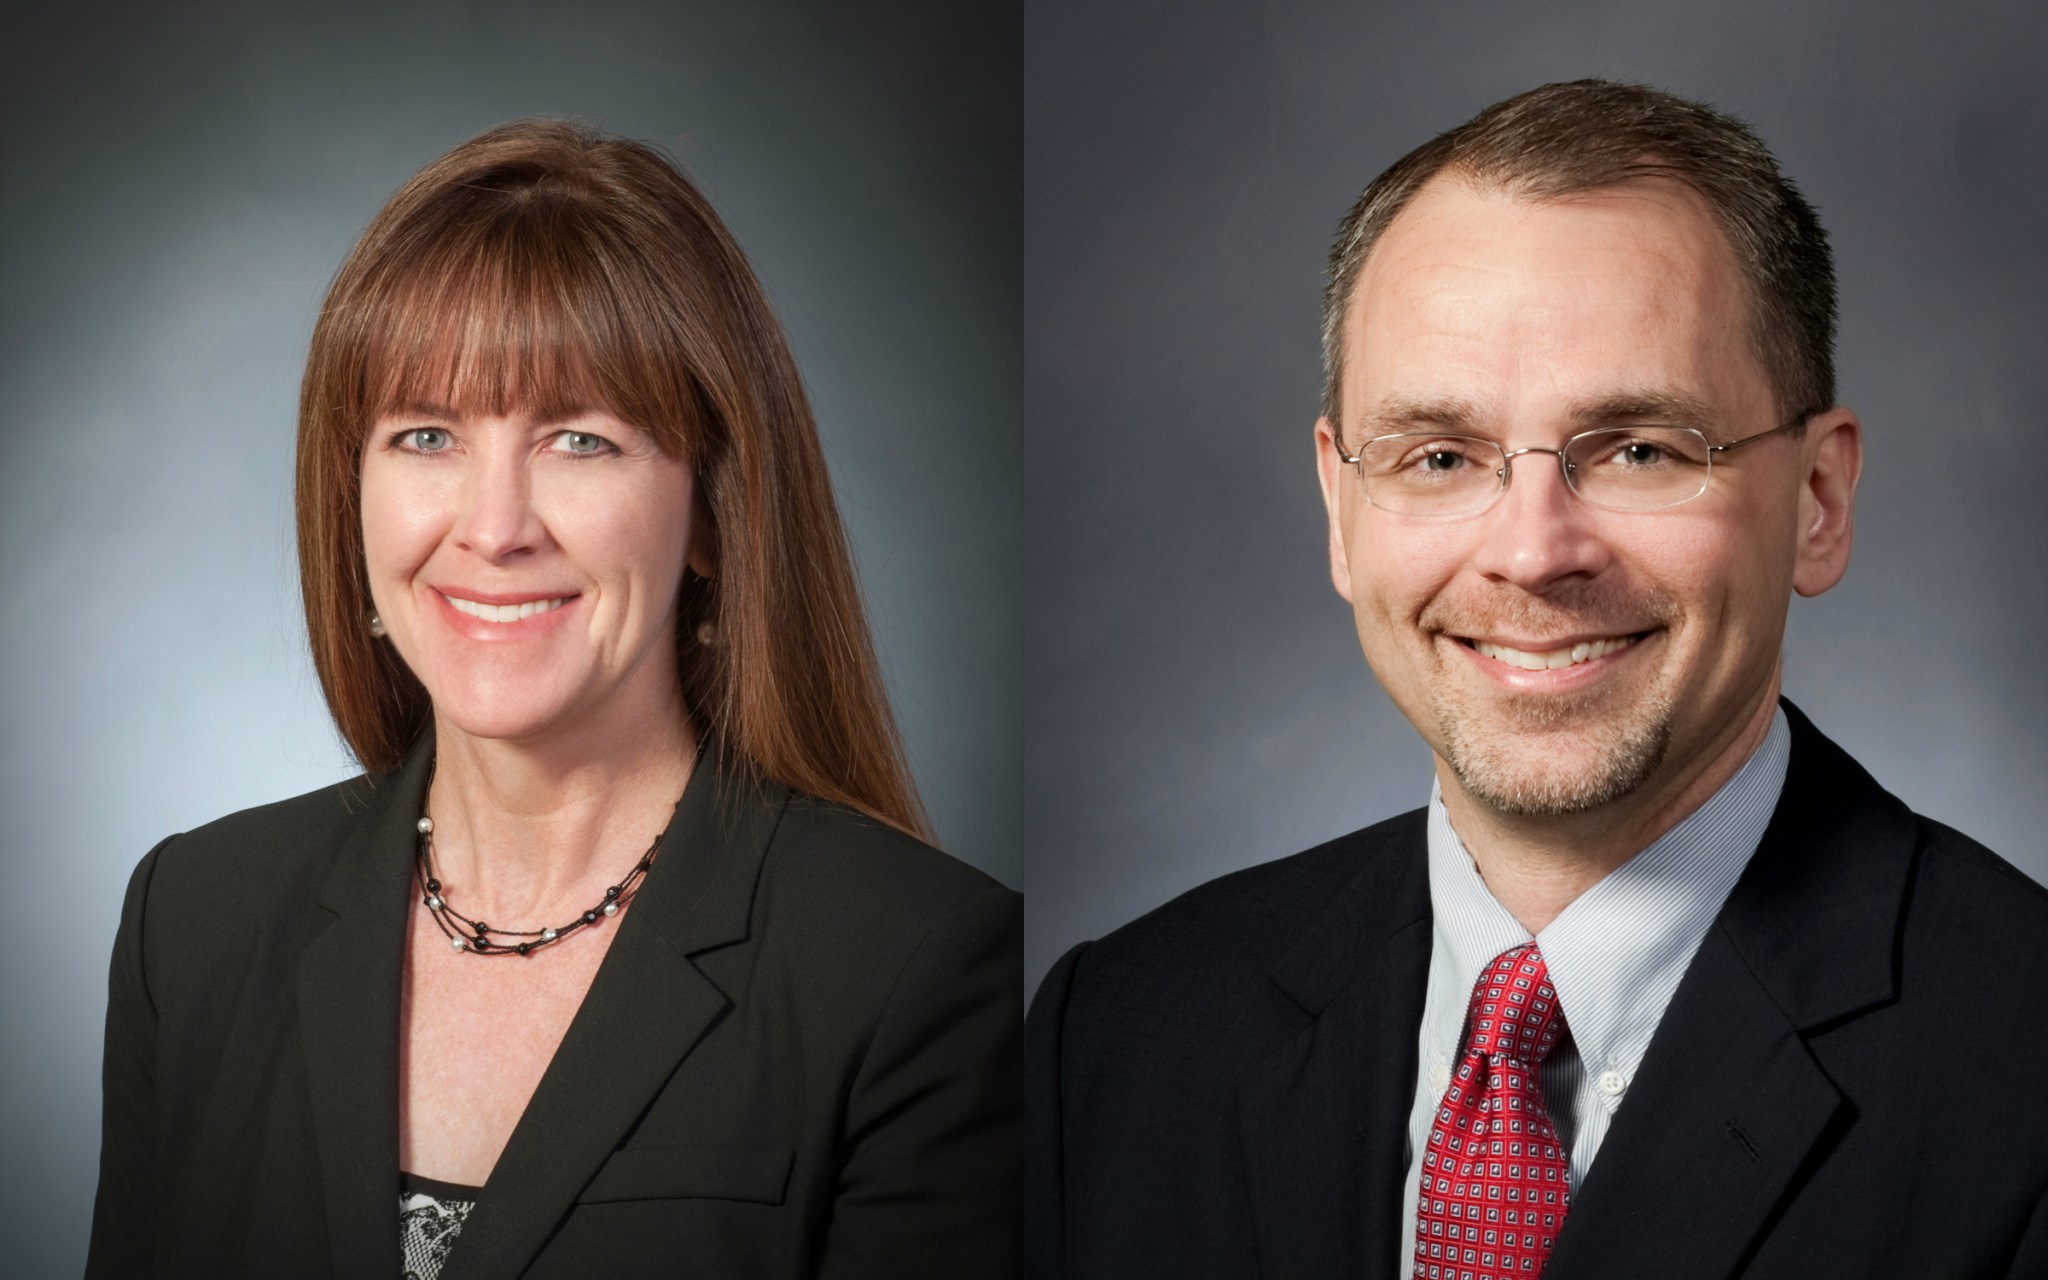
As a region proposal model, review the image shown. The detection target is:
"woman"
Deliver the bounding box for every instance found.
[86,120,1020,1279]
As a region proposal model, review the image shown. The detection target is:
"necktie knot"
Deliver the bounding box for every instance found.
[1463,942,1565,1065]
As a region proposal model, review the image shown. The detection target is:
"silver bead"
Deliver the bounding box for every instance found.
[449,937,466,951]
[542,928,558,942]
[602,901,618,917]
[416,817,433,834]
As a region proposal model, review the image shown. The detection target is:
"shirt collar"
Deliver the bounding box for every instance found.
[1425,706,1790,1078]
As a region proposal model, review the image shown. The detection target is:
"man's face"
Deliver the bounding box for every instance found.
[1315,175,1854,817]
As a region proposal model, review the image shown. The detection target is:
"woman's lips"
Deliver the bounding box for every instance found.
[443,593,571,623]
[430,589,582,638]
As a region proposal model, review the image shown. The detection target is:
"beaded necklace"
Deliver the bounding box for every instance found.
[413,757,690,958]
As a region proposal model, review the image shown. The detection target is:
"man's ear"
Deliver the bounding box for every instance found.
[1315,416,1355,603]
[1791,406,1861,598]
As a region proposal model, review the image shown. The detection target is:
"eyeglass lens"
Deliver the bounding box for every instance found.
[1355,427,1713,515]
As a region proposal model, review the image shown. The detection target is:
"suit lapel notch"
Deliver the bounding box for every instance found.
[1545,927,1845,1279]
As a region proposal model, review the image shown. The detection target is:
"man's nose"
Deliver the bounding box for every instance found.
[1466,451,1615,593]
[452,456,544,562]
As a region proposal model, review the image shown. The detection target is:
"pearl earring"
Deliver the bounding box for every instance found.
[695,620,717,645]
[369,613,386,638]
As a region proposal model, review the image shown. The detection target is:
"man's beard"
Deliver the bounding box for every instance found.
[1433,677,1676,816]
[1420,585,1680,817]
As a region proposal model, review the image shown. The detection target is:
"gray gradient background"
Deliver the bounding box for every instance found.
[0,1,1018,1270]
[1026,0,2048,997]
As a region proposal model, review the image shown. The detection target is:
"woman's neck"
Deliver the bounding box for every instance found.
[422,697,701,924]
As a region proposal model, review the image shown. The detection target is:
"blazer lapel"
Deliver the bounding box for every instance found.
[440,741,785,1280]
[1239,813,1433,1279]
[297,736,433,1279]
[1545,702,1917,1279]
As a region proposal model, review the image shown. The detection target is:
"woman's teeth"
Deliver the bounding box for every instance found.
[446,595,567,623]
[1473,635,1634,671]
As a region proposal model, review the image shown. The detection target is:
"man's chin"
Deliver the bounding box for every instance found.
[1435,707,1674,818]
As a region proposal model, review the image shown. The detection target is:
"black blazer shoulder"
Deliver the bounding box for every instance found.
[1041,807,1428,1065]
[91,742,1021,1280]
[1029,703,2048,1279]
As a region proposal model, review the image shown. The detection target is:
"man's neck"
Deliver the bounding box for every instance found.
[1435,687,1782,934]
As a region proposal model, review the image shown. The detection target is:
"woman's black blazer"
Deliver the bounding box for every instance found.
[85,735,1022,1278]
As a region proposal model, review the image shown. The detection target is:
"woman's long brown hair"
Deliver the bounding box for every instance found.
[296,119,929,841]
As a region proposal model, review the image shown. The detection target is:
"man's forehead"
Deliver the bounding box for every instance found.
[1357,172,1737,300]
[1339,173,1756,426]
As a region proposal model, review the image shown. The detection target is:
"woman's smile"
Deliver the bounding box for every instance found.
[430,588,584,642]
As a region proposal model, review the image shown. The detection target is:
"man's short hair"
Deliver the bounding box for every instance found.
[1320,79,1837,427]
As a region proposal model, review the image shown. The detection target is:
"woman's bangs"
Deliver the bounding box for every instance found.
[358,225,636,431]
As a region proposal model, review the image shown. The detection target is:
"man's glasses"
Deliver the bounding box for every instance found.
[1333,418,1806,517]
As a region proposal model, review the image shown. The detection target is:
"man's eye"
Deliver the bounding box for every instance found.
[1423,450,1467,471]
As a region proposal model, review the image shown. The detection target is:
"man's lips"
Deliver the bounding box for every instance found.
[1452,631,1650,672]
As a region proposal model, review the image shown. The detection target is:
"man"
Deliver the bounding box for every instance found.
[1026,80,2048,1279]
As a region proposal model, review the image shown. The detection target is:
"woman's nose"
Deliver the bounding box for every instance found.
[452,456,544,562]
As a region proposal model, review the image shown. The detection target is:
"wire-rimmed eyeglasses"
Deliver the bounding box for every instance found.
[1333,417,1806,517]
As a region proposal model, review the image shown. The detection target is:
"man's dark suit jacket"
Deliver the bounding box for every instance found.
[88,735,1021,1279]
[1027,704,2048,1278]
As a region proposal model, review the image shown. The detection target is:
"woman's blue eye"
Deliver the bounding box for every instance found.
[553,431,612,455]
[405,428,451,452]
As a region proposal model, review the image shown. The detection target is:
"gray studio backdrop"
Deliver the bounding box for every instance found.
[0,1,1018,1270]
[1025,0,2048,996]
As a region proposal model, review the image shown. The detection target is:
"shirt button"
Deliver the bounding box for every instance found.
[1429,1063,1450,1094]
[1597,1069,1627,1098]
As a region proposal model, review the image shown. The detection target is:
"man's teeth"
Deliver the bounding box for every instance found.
[446,596,567,623]
[1473,635,1634,671]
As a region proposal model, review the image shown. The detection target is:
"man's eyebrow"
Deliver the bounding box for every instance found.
[1354,389,1723,438]
[1566,391,1719,432]
[1357,395,1485,434]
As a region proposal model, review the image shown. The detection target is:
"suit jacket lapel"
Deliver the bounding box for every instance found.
[296,736,432,1279]
[1239,813,1433,1278]
[441,740,785,1280]
[1546,702,1916,1279]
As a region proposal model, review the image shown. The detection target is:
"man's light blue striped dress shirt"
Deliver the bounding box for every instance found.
[1397,707,1792,1276]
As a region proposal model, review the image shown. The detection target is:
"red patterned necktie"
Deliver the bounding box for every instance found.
[1414,942,1571,1279]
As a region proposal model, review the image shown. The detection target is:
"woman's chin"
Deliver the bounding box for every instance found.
[428,698,589,750]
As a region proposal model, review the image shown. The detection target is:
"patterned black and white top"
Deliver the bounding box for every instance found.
[399,1172,480,1280]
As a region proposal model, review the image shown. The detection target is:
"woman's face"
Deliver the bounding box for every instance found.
[359,406,706,748]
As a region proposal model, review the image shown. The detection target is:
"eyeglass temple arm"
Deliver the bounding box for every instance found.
[1706,415,1809,456]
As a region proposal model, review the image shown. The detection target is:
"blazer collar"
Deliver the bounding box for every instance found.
[298,730,434,1279]
[295,732,787,1280]
[1241,810,1434,1278]
[1545,699,1918,1279]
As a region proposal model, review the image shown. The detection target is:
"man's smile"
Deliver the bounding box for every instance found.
[1459,633,1643,671]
